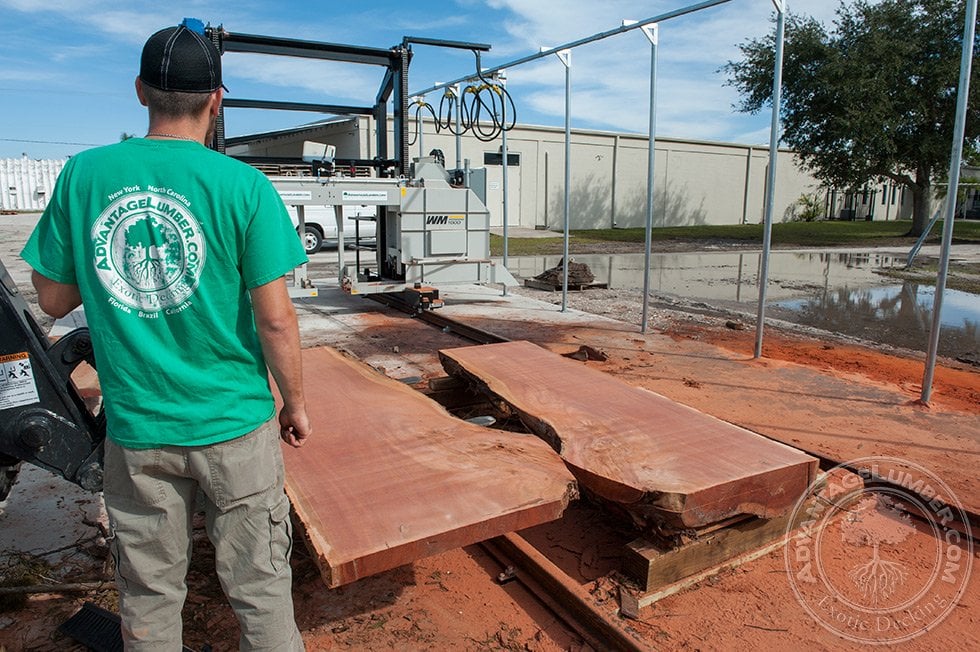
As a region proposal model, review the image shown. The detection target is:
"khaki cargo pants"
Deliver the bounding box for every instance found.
[103,419,304,651]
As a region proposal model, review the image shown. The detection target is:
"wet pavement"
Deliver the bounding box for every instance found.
[503,248,980,359]
[3,211,977,358]
[772,283,978,359]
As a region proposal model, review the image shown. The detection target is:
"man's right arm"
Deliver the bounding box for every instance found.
[249,276,311,448]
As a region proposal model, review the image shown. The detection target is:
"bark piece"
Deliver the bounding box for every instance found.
[439,341,818,528]
[535,259,594,286]
[279,346,578,588]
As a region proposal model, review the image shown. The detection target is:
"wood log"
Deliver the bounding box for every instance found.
[278,346,578,588]
[534,259,595,286]
[439,341,818,529]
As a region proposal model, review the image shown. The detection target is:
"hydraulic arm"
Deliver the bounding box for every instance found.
[0,259,104,500]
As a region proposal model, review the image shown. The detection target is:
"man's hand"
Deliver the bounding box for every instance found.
[279,404,311,448]
[250,277,310,449]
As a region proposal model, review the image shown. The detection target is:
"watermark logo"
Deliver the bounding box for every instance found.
[785,456,972,645]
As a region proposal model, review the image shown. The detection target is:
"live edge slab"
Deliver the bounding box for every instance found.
[439,341,818,530]
[278,346,578,588]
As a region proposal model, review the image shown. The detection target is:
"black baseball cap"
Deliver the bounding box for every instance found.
[140,25,224,93]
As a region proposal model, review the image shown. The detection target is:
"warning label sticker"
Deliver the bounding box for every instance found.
[0,352,41,411]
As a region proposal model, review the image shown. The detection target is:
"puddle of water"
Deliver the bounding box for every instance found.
[502,250,979,358]
[771,284,978,359]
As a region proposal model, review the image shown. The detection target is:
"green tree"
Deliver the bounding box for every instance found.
[724,0,980,236]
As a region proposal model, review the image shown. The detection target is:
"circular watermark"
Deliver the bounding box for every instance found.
[784,456,973,645]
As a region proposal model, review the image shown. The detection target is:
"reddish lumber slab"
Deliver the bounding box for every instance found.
[279,346,577,588]
[439,341,818,529]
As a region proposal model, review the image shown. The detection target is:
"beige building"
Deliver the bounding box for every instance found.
[226,116,915,229]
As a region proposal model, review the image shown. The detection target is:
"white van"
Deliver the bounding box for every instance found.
[285,205,377,254]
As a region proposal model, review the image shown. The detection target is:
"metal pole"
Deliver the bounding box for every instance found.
[411,0,733,98]
[499,71,509,296]
[638,22,659,334]
[753,0,786,359]
[921,0,977,403]
[556,49,572,312]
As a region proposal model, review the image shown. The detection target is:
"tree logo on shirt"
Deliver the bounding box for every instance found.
[92,190,206,313]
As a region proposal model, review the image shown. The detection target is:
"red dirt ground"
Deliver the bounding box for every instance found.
[669,320,980,414]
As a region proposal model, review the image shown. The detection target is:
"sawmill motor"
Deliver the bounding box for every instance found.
[0,259,105,500]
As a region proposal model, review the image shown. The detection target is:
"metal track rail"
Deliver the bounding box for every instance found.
[367,293,509,344]
[482,533,650,652]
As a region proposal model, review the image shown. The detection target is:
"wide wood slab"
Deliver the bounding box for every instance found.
[439,341,818,529]
[279,346,578,588]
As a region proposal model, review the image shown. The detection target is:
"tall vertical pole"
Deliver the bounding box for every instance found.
[754,0,786,358]
[556,49,572,311]
[922,0,977,403]
[639,22,659,334]
[394,46,410,176]
[499,71,510,296]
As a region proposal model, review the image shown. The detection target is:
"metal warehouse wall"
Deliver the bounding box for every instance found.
[389,118,832,230]
[223,117,918,229]
[0,158,66,212]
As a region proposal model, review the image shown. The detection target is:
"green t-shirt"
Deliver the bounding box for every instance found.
[21,138,307,448]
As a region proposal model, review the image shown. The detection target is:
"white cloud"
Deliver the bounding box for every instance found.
[48,44,111,63]
[223,54,384,105]
[0,67,60,82]
[472,0,883,143]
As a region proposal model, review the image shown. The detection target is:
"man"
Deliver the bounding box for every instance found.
[21,24,310,650]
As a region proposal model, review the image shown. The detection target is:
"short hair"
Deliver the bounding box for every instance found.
[141,84,212,120]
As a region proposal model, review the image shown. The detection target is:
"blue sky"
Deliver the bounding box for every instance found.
[1,0,848,160]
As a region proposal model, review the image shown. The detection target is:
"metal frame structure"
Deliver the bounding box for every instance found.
[408,0,978,399]
[210,29,405,176]
[754,0,786,358]
[207,26,499,300]
[211,1,974,397]
[212,30,490,176]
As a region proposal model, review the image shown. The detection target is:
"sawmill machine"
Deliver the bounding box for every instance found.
[207,21,516,305]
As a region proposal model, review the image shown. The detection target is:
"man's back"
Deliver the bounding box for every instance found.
[22,137,306,448]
